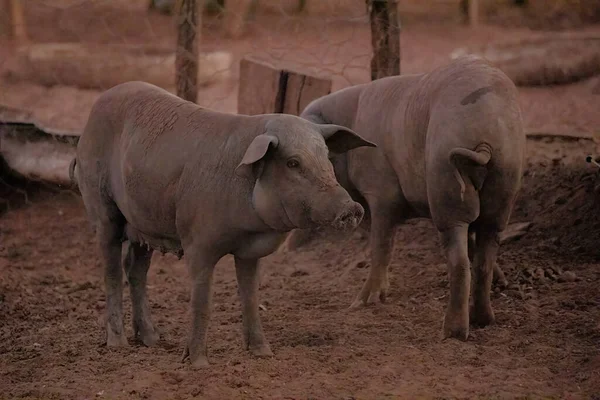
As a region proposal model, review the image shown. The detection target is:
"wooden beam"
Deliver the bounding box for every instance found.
[237,56,332,116]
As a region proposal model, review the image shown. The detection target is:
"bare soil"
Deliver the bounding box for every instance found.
[1,2,600,399]
[2,129,600,400]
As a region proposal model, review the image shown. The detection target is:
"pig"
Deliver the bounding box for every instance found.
[287,55,525,340]
[69,81,375,367]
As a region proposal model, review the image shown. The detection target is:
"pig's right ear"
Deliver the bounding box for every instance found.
[318,124,377,154]
[235,134,279,180]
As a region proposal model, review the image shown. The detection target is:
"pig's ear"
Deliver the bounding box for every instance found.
[235,134,279,179]
[318,124,377,154]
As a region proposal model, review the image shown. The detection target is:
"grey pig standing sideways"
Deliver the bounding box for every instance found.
[287,55,526,340]
[69,81,375,367]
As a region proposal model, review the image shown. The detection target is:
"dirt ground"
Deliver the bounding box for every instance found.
[1,2,600,399]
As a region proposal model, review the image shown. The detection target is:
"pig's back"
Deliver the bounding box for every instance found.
[424,56,524,170]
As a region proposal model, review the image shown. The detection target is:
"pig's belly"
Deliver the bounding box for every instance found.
[123,223,183,257]
[116,187,182,256]
[395,168,431,218]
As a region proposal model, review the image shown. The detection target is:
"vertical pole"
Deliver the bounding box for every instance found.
[469,0,479,27]
[176,0,201,102]
[367,0,400,81]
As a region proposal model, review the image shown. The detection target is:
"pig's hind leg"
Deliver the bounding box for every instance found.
[124,242,158,346]
[469,223,499,328]
[95,206,128,347]
[468,228,507,289]
[439,224,471,341]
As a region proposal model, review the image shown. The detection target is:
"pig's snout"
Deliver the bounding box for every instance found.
[332,202,364,231]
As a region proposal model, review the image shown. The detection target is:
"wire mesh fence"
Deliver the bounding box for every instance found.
[1,0,600,209]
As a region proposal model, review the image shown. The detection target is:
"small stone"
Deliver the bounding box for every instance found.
[534,268,545,279]
[559,271,577,282]
[355,260,368,269]
[545,268,558,281]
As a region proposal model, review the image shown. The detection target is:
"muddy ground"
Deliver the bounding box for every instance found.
[1,2,600,399]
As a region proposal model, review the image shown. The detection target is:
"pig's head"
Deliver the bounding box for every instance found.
[235,116,375,232]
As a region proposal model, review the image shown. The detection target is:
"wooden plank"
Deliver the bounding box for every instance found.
[282,72,332,116]
[237,57,285,116]
[7,43,232,90]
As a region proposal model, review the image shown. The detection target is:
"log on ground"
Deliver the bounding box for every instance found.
[4,43,233,90]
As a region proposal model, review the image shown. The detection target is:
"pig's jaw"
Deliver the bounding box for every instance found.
[251,182,296,232]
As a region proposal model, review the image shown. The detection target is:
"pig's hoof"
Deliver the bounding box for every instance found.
[442,312,469,341]
[349,282,388,308]
[470,305,495,328]
[493,265,508,289]
[138,329,160,347]
[190,356,210,369]
[249,343,273,358]
[181,345,210,368]
[106,331,128,347]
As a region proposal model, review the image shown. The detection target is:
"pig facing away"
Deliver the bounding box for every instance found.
[70,81,374,367]
[289,55,526,340]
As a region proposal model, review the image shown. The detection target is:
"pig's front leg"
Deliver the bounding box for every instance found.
[234,256,273,357]
[440,224,471,341]
[182,249,218,368]
[350,199,398,308]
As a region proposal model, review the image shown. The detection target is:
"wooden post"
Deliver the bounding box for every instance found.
[237,56,332,116]
[224,0,253,38]
[469,0,479,27]
[175,0,201,102]
[0,0,28,43]
[367,0,400,81]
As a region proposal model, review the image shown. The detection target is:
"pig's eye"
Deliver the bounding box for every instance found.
[286,159,300,169]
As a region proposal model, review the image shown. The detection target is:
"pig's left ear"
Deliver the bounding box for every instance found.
[318,124,377,154]
[235,134,279,180]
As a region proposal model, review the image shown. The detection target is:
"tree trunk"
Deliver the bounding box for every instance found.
[176,0,201,102]
[367,0,400,81]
